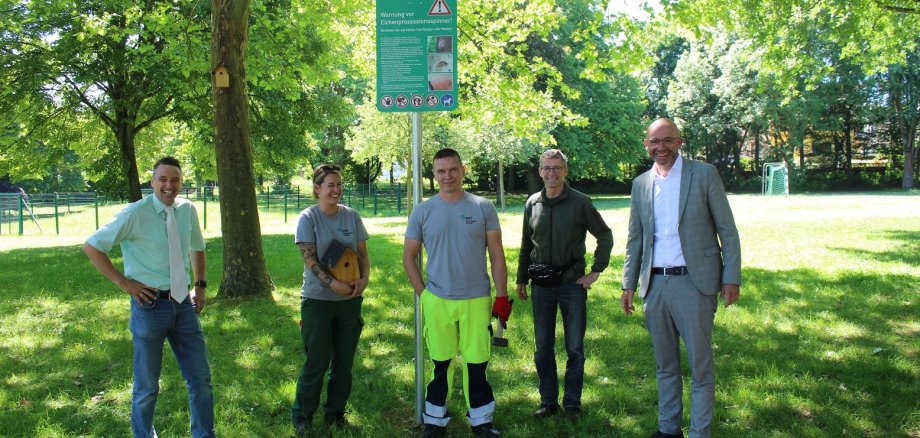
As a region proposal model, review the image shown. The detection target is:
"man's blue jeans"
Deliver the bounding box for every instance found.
[531,282,587,408]
[130,296,215,438]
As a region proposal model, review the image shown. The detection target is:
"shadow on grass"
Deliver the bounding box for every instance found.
[0,244,135,435]
[831,230,920,267]
[712,266,919,437]
[1,232,918,437]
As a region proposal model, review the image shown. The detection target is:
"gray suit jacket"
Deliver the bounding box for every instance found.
[622,157,741,298]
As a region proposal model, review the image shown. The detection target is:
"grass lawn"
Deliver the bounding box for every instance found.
[1,191,918,437]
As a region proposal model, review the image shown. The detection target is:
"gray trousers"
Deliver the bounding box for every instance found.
[643,274,717,438]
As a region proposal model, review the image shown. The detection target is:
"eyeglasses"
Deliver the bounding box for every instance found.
[647,137,679,147]
[318,164,341,173]
[541,166,565,173]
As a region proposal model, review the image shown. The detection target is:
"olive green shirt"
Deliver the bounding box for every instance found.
[516,184,613,285]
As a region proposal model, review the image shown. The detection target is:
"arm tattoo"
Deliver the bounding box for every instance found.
[298,242,317,260]
[298,242,336,288]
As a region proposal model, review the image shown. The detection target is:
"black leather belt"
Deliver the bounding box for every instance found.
[651,266,688,276]
[156,290,179,301]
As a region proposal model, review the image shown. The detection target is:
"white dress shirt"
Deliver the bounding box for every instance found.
[651,155,687,268]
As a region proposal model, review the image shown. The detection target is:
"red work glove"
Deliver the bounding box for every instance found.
[491,296,513,328]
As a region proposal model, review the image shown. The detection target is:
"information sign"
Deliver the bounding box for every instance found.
[376,0,458,112]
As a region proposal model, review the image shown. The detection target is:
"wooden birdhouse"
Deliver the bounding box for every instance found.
[212,65,230,88]
[329,248,360,283]
[320,240,361,283]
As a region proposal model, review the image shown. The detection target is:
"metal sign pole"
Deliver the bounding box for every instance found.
[412,111,425,424]
[498,157,506,212]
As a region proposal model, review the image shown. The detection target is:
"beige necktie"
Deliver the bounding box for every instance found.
[165,206,189,303]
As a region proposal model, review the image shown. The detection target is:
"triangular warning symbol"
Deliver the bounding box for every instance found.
[428,0,452,16]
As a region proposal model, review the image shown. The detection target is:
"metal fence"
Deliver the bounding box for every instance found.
[0,192,107,236]
[251,183,407,220]
[0,183,407,236]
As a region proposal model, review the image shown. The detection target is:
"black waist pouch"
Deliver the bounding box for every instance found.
[527,263,564,287]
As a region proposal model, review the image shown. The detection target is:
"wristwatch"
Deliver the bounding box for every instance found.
[194,280,208,288]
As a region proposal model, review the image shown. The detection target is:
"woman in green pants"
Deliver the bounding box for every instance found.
[291,165,370,436]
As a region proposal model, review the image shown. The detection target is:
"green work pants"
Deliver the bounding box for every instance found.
[291,296,364,427]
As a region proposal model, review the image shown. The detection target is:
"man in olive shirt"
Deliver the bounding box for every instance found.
[83,157,214,438]
[516,149,613,419]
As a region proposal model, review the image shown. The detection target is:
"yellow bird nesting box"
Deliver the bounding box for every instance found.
[212,65,230,88]
[329,247,360,283]
[320,240,360,283]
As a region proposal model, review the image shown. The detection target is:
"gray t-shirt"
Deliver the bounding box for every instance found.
[295,204,369,301]
[405,192,500,299]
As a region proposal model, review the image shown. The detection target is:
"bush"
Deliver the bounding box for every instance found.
[789,168,903,192]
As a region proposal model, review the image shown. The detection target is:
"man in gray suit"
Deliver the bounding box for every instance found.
[621,118,741,438]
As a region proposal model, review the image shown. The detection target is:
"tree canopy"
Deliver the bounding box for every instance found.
[1,0,917,192]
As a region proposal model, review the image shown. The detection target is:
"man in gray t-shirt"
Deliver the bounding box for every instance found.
[405,191,498,299]
[403,148,509,438]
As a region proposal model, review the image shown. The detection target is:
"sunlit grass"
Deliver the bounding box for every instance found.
[1,191,918,436]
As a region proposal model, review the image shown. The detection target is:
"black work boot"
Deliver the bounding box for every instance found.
[471,422,501,437]
[418,424,446,438]
[533,403,560,418]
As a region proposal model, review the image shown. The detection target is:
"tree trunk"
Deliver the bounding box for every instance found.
[844,113,853,179]
[212,0,273,298]
[325,125,348,165]
[324,83,349,164]
[896,94,918,189]
[904,127,917,188]
[832,131,842,169]
[732,129,743,177]
[754,132,761,172]
[888,59,919,189]
[798,142,805,169]
[526,165,540,194]
[905,147,916,188]
[115,119,143,202]
[497,159,505,212]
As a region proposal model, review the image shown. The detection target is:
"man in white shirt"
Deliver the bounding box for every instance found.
[621,118,741,438]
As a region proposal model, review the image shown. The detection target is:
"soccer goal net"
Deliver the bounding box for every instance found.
[762,162,789,196]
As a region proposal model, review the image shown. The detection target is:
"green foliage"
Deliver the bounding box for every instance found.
[789,168,904,191]
[85,149,132,200]
[882,43,920,188]
[530,0,647,179]
[643,0,920,188]
[0,0,366,193]
[0,0,212,198]
[667,0,920,91]
[14,150,85,192]
[458,0,568,145]
[551,73,646,179]
[666,32,765,178]
[244,0,363,181]
[2,0,915,192]
[346,0,647,187]
[641,35,688,119]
